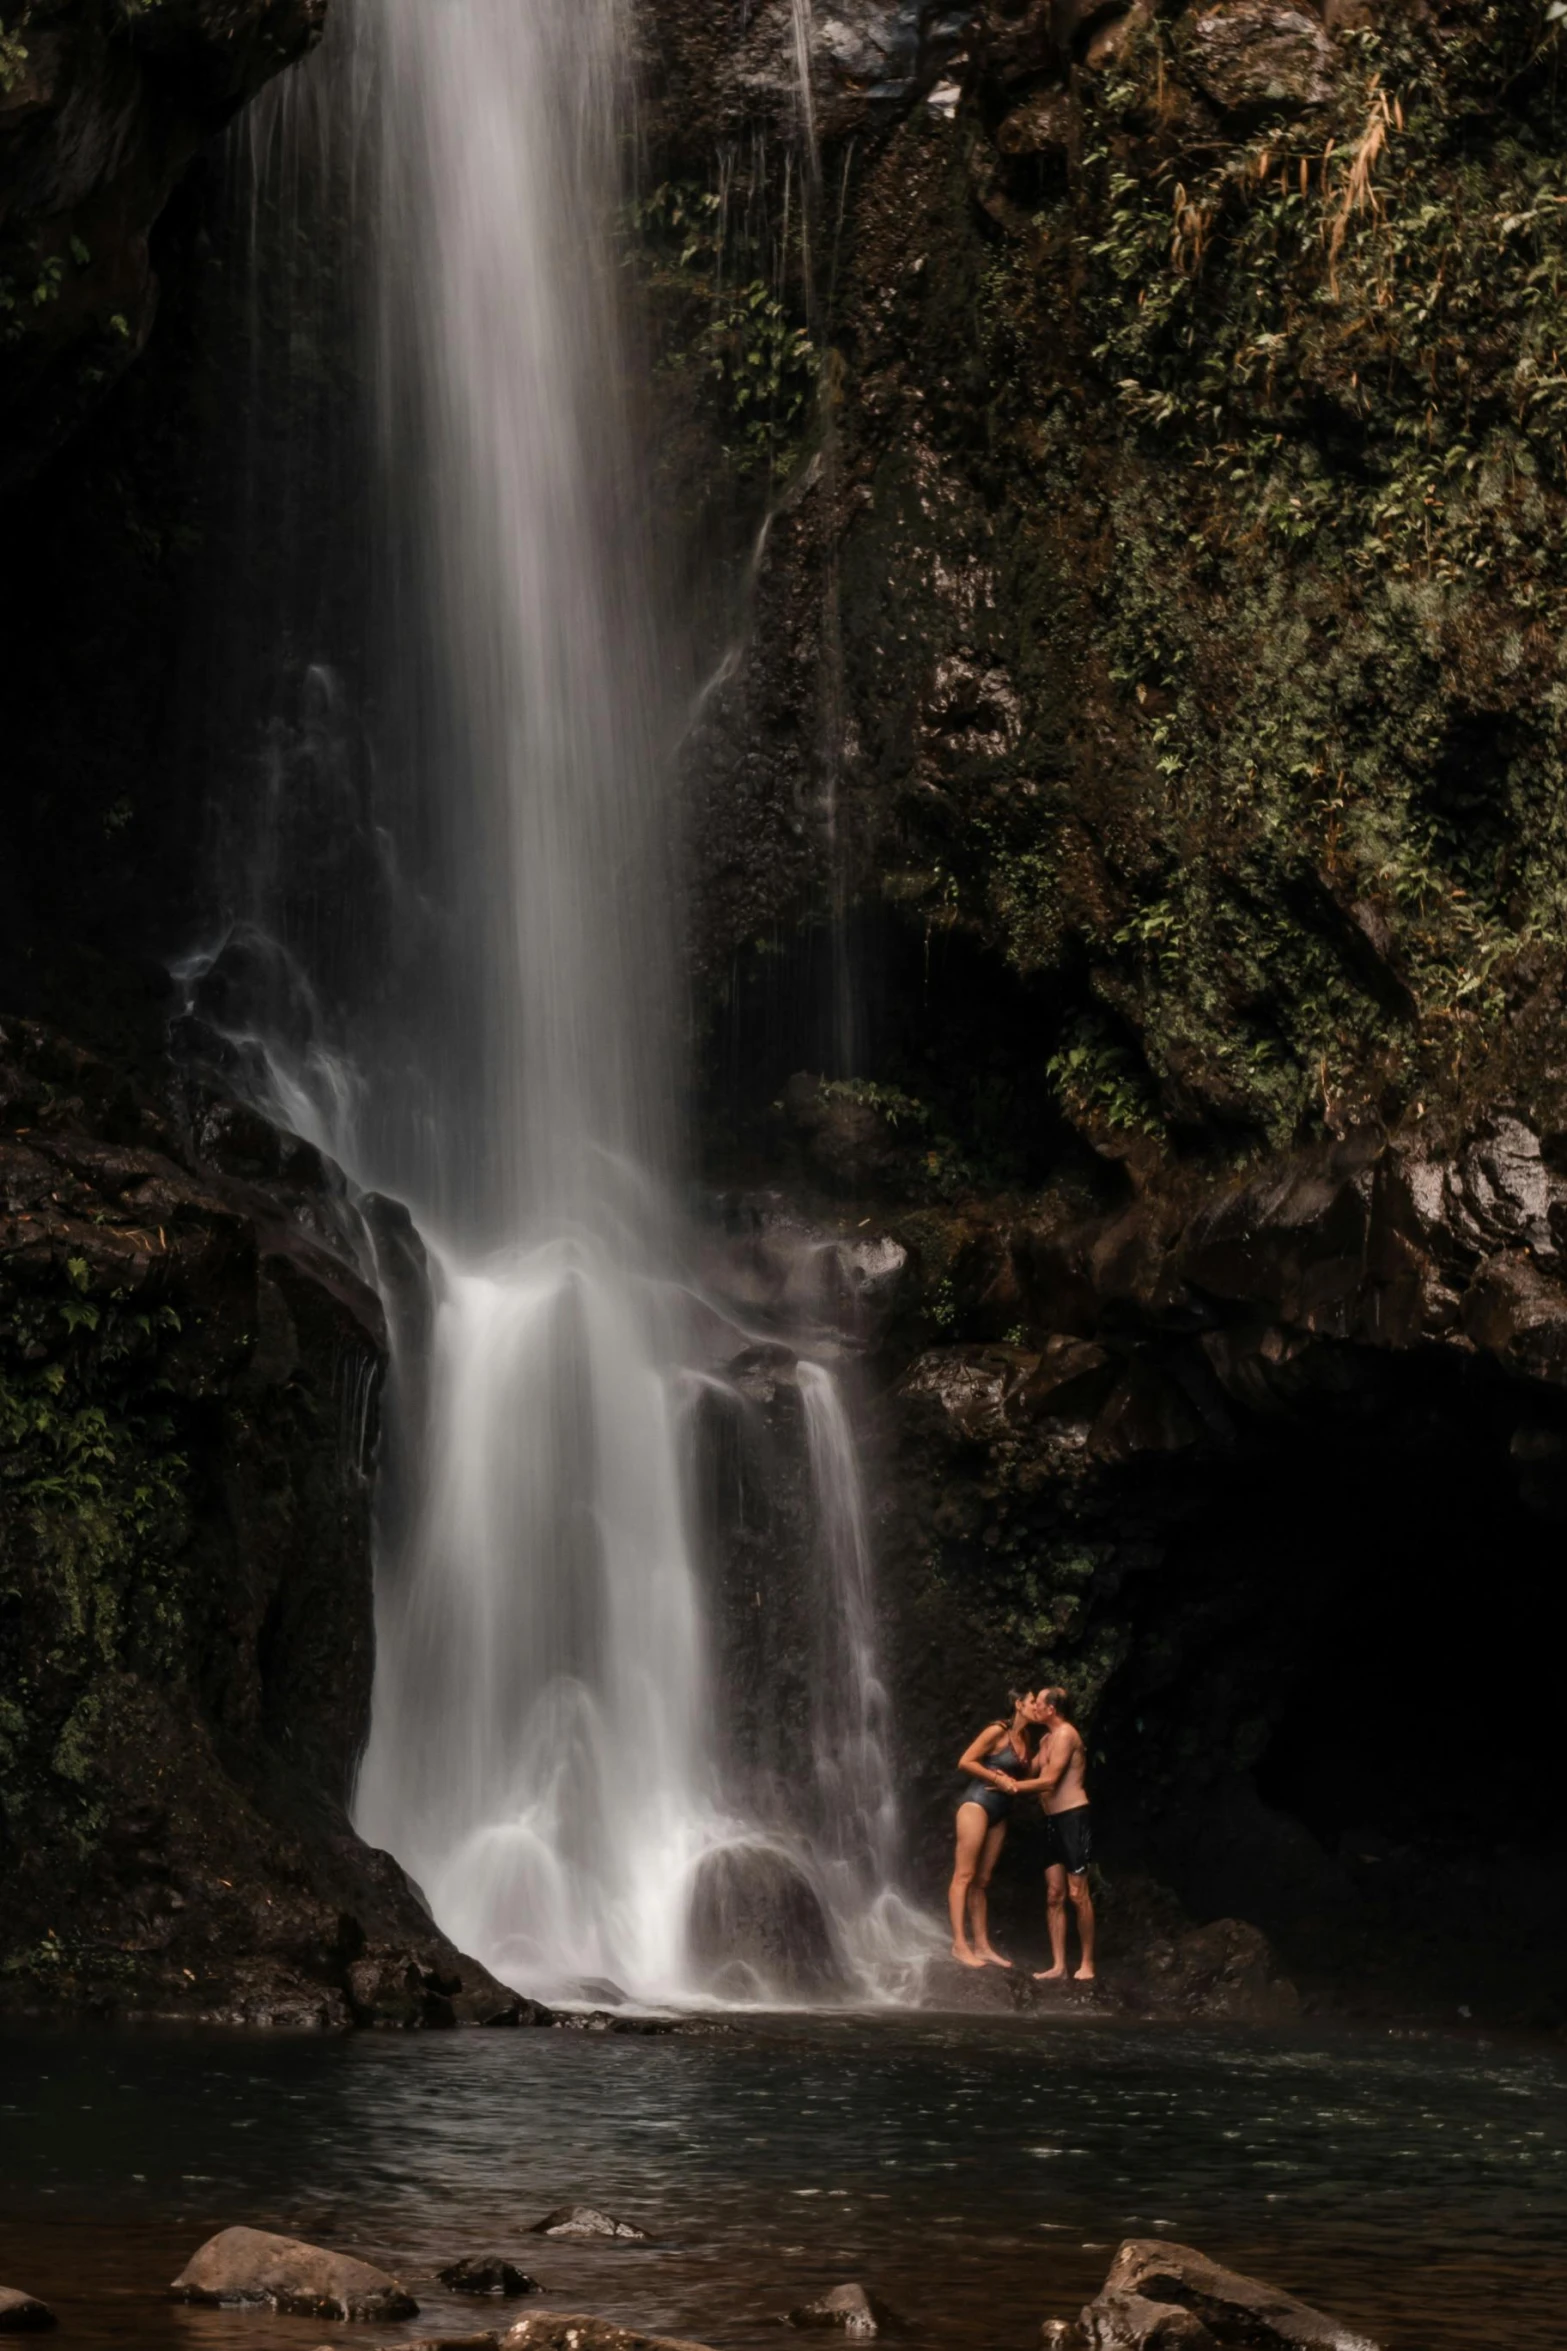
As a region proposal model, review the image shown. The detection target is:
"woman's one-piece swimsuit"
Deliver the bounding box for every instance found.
[958,1740,1028,1825]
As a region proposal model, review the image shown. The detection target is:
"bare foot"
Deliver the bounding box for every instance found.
[952,1944,987,1969]
[979,1949,1013,1969]
[1074,1965,1097,1982]
[1033,1965,1067,1981]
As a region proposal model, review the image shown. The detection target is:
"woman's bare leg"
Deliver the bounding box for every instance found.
[972,1821,1012,1964]
[947,1804,991,1966]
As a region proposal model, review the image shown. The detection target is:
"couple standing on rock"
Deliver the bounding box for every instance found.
[948,1686,1095,1979]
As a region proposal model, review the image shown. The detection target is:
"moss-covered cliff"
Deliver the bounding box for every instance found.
[643,0,1567,2022]
[654,0,1567,1157]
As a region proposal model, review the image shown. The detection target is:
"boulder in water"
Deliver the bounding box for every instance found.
[528,2208,648,2241]
[686,1845,845,1999]
[501,2320,717,2351]
[1080,2292,1217,2348]
[170,2227,418,2321]
[436,2258,541,2297]
[1082,2242,1380,2351]
[785,2284,903,2338]
[0,2288,56,2333]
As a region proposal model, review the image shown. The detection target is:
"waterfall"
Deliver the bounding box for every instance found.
[185,0,937,2004]
[342,0,716,1996]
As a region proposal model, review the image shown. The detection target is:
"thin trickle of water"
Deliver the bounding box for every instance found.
[798,1361,895,1891]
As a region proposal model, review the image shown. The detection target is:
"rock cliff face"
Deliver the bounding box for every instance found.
[0,1019,523,2023]
[641,0,1567,2021]
[1,0,322,483]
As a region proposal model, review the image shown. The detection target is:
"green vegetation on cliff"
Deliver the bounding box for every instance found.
[807,1,1567,1162]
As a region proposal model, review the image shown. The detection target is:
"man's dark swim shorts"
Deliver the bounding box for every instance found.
[1042,1804,1092,1875]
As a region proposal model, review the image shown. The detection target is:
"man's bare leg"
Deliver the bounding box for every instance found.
[1068,1871,1096,1980]
[1033,1862,1069,1980]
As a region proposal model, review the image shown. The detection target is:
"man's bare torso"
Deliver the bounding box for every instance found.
[1040,1721,1089,1815]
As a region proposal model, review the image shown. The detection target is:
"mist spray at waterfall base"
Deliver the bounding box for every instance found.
[191,0,940,2006]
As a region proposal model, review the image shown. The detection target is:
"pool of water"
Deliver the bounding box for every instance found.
[0,2015,1561,2349]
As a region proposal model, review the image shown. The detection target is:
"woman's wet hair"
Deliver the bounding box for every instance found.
[1004,1689,1041,1749]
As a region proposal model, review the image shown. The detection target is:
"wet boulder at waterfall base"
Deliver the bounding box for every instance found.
[170,2227,418,2322]
[1065,2240,1381,2351]
[685,1844,846,1999]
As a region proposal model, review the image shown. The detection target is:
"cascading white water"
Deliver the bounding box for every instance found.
[194,0,941,2004]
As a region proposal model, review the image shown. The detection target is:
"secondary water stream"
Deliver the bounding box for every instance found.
[1,2020,1562,2351]
[180,0,927,2004]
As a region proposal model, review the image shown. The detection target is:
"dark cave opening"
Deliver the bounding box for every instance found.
[1098,1356,1567,2016]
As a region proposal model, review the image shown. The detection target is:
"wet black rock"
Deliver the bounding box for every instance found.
[0,2287,56,2333]
[436,2259,541,2299]
[170,2226,418,2322]
[1083,2241,1380,2351]
[785,2283,904,2338]
[1178,0,1334,119]
[686,1843,846,1999]
[528,2209,650,2242]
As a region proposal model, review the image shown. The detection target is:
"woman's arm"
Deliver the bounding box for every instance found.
[956,1722,1015,1787]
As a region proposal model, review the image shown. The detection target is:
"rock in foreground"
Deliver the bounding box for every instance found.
[786,2283,903,2337]
[171,2227,418,2321]
[438,2258,541,2297]
[529,2208,648,2242]
[0,2288,55,2333]
[501,2320,717,2351]
[1081,2241,1380,2351]
[1080,2291,1217,2348]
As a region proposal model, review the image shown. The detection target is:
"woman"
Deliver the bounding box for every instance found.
[947,1690,1043,1968]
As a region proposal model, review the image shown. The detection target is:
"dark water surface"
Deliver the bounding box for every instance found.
[0,2015,1562,2349]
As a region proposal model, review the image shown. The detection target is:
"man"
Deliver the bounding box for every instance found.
[1019,1686,1095,1982]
